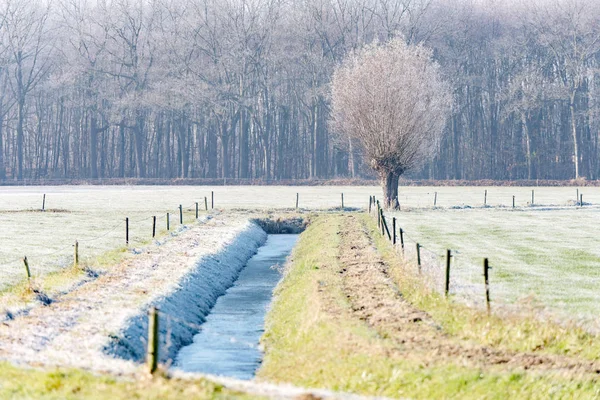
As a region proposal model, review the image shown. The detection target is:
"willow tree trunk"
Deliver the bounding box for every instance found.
[382,171,400,209]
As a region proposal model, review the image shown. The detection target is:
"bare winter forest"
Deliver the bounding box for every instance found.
[0,0,599,181]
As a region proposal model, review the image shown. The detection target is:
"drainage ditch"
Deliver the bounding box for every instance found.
[174,233,298,379]
[104,217,303,379]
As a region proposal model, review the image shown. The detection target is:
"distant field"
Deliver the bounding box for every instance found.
[1,184,599,332]
[0,185,379,291]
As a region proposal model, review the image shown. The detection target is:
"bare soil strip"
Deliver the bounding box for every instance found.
[337,214,600,376]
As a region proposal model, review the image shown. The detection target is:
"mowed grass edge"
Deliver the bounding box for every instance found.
[257,214,600,399]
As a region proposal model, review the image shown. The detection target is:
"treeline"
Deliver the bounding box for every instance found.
[0,0,599,181]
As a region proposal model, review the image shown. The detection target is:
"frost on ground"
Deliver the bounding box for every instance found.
[1,185,599,290]
[0,214,266,374]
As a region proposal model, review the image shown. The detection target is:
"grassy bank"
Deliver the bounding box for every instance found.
[258,214,600,399]
[0,363,258,399]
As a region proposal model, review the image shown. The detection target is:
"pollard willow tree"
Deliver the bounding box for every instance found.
[331,39,452,209]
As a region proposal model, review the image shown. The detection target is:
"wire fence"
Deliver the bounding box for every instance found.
[369,196,492,311]
[0,199,216,290]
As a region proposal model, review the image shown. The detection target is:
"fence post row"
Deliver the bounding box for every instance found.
[364,194,496,314]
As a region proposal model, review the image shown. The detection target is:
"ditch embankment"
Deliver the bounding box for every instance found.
[0,214,269,374]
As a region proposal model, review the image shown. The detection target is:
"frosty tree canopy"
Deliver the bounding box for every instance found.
[331,39,452,209]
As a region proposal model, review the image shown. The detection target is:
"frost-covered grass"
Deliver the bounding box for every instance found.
[386,206,600,331]
[0,184,598,294]
[0,184,380,290]
[394,185,594,208]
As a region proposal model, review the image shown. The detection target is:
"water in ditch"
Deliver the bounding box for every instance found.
[174,234,298,380]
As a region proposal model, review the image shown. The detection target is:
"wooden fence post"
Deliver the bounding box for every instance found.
[42,194,46,212]
[445,249,451,297]
[23,256,31,280]
[576,189,579,205]
[126,217,129,245]
[341,193,344,209]
[580,194,583,207]
[484,258,491,314]
[484,190,487,206]
[211,191,214,209]
[195,202,199,219]
[296,193,299,209]
[512,196,515,209]
[204,197,208,211]
[434,192,437,207]
[399,228,404,252]
[531,190,534,206]
[392,217,397,245]
[147,307,159,374]
[167,213,170,231]
[152,216,156,238]
[179,205,183,224]
[74,241,79,267]
[369,196,372,214]
[380,209,391,240]
[416,243,421,272]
